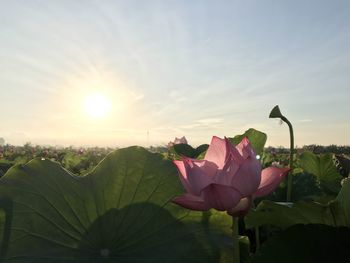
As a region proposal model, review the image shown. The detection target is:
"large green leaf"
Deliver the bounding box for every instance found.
[171,144,209,159]
[245,179,350,229]
[195,144,209,157]
[200,210,233,262]
[0,198,12,261]
[172,144,196,158]
[245,201,332,229]
[229,129,267,155]
[329,178,350,227]
[0,147,220,262]
[299,152,342,194]
[252,224,350,263]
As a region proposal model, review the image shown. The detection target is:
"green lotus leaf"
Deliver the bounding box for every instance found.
[299,152,343,194]
[329,178,350,227]
[171,144,209,159]
[172,144,196,158]
[252,224,350,263]
[0,147,220,262]
[245,179,350,229]
[195,144,209,157]
[245,201,332,229]
[229,128,267,155]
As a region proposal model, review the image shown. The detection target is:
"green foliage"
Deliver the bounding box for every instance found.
[61,152,82,170]
[200,210,251,263]
[252,224,350,263]
[246,179,350,229]
[245,201,332,229]
[239,236,252,263]
[61,151,108,175]
[260,171,323,203]
[195,144,210,157]
[0,162,14,178]
[171,144,209,159]
[333,154,350,177]
[229,129,267,156]
[299,152,343,194]
[1,141,349,262]
[0,145,111,176]
[329,178,350,227]
[0,147,223,262]
[171,144,195,158]
[200,210,234,262]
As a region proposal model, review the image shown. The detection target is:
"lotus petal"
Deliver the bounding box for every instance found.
[201,184,241,211]
[227,196,253,217]
[255,167,290,197]
[172,193,209,211]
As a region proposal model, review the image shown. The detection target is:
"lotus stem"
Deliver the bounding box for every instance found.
[232,216,240,263]
[281,116,294,202]
[255,226,260,251]
[269,105,294,202]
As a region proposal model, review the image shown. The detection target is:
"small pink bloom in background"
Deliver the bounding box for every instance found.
[168,136,188,148]
[172,136,289,216]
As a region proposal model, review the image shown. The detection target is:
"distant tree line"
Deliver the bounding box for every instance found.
[265,145,350,155]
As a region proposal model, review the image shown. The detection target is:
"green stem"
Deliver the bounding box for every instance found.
[281,116,294,202]
[255,226,260,251]
[232,216,240,263]
[251,202,260,251]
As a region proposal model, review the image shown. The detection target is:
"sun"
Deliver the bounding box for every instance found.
[84,93,112,119]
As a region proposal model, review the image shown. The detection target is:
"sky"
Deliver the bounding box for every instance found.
[0,0,350,147]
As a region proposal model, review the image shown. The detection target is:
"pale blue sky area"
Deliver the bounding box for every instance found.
[0,0,349,147]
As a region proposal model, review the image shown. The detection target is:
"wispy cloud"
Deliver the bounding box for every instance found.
[299,119,313,123]
[196,118,224,125]
[178,118,224,130]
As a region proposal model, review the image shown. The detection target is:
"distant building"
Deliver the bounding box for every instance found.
[0,137,4,146]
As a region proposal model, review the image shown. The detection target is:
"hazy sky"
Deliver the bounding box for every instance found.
[1,0,349,147]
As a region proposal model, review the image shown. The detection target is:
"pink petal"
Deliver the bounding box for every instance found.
[172,193,209,211]
[185,158,217,177]
[179,136,188,144]
[173,160,194,194]
[174,136,188,145]
[213,158,240,186]
[229,147,245,164]
[204,136,230,169]
[174,158,214,195]
[255,167,290,197]
[201,184,241,211]
[231,157,261,196]
[236,137,256,159]
[227,196,253,217]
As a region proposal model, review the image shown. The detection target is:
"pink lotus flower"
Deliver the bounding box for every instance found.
[172,136,289,216]
[168,136,188,148]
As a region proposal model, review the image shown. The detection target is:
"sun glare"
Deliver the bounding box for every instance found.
[84,93,112,119]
